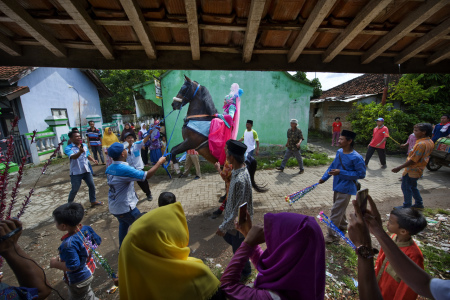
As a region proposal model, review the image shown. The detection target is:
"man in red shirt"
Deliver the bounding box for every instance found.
[365,118,389,168]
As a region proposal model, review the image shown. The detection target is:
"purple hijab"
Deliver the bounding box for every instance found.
[254,213,326,300]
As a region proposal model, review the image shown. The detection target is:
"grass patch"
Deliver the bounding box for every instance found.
[422,208,450,218]
[327,244,358,269]
[342,276,358,293]
[422,245,450,278]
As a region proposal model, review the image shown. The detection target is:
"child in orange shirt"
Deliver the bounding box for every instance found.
[375,208,427,300]
[332,117,342,146]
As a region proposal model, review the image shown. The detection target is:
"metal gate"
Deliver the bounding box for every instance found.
[0,134,31,165]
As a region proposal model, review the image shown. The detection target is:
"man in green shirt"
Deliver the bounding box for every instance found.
[276,119,305,174]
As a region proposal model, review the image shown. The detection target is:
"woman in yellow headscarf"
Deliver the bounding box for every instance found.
[102,127,119,167]
[118,202,223,300]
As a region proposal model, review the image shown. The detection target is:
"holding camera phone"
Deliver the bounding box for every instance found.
[238,202,248,226]
[356,189,369,215]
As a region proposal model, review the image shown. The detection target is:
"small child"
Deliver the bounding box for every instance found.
[50,203,101,300]
[401,132,417,154]
[375,208,427,300]
[158,192,176,207]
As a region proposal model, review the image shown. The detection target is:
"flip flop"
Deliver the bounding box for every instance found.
[90,201,104,207]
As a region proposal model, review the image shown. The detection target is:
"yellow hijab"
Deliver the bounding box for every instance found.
[118,202,220,300]
[102,127,119,147]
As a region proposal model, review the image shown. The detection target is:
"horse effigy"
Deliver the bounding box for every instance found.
[169,76,243,168]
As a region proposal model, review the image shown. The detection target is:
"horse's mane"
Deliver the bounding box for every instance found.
[199,85,218,115]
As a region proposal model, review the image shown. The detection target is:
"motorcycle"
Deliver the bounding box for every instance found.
[426,137,450,171]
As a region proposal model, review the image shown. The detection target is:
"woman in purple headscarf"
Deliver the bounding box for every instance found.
[220,212,326,300]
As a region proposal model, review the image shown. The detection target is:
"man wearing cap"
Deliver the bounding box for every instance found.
[276,119,305,174]
[123,131,153,201]
[319,130,366,244]
[238,120,259,157]
[64,131,102,207]
[365,118,389,168]
[106,142,166,247]
[216,140,253,280]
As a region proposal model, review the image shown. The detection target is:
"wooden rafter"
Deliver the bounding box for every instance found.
[0,0,66,57]
[57,0,114,59]
[287,0,338,63]
[119,0,156,59]
[242,0,267,63]
[427,43,450,65]
[184,0,200,60]
[361,0,448,64]
[0,32,21,56]
[322,0,392,63]
[395,17,450,64]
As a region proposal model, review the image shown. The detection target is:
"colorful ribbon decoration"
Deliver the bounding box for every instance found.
[317,211,355,249]
[77,230,117,279]
[285,183,319,206]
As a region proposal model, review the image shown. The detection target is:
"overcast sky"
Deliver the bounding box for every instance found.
[289,72,364,91]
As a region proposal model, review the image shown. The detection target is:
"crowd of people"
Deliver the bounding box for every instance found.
[1,106,449,300]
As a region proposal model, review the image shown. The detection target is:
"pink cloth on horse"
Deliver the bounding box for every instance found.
[209,117,232,165]
[231,97,240,140]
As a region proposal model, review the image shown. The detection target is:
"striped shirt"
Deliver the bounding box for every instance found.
[86,128,102,146]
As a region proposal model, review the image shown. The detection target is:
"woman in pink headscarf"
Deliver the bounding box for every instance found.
[220,212,326,300]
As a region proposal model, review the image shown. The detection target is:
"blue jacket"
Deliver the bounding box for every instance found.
[321,149,366,195]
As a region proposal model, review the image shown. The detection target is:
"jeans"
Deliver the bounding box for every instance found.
[280,148,304,170]
[90,145,104,163]
[365,146,386,166]
[401,173,423,207]
[223,231,251,276]
[68,172,96,203]
[113,207,141,247]
[247,149,255,157]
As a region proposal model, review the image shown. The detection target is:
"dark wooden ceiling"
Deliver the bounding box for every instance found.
[0,0,449,72]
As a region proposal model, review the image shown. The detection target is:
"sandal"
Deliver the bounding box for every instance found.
[90,201,104,207]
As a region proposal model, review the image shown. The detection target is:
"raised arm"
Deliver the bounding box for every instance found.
[0,220,51,300]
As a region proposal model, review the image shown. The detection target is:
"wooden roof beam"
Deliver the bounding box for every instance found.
[184,0,200,60]
[0,32,21,56]
[322,0,392,63]
[242,0,267,63]
[119,0,156,59]
[287,0,337,63]
[361,0,447,64]
[427,43,450,65]
[395,17,450,64]
[57,0,114,59]
[0,0,66,57]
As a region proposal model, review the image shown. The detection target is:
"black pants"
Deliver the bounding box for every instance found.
[141,146,149,165]
[365,146,386,166]
[136,179,151,197]
[223,231,251,276]
[90,145,104,163]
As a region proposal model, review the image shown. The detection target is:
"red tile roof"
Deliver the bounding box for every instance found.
[314,74,402,100]
[0,66,33,83]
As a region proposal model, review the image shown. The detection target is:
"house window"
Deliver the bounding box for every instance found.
[51,108,69,126]
[328,105,350,112]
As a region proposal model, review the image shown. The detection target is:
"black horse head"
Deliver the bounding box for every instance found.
[172,75,199,110]
[172,75,217,116]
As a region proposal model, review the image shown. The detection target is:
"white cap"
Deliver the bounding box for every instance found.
[290,119,298,124]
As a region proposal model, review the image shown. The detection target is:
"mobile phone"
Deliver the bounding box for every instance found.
[357,189,369,215]
[238,202,248,226]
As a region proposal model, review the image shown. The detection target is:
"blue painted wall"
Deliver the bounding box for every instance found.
[17,68,102,133]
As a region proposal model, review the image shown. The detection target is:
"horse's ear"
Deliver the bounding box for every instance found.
[184,75,192,82]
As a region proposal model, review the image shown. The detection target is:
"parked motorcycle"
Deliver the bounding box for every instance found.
[426,137,450,171]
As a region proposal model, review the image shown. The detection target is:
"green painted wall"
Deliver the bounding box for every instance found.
[134,70,313,149]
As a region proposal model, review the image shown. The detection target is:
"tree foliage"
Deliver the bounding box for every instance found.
[348,73,450,152]
[94,69,166,121]
[293,71,322,98]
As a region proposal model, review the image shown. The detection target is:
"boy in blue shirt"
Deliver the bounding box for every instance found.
[50,202,101,300]
[319,130,366,244]
[106,142,166,246]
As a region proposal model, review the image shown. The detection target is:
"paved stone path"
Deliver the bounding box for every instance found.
[17,147,450,228]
